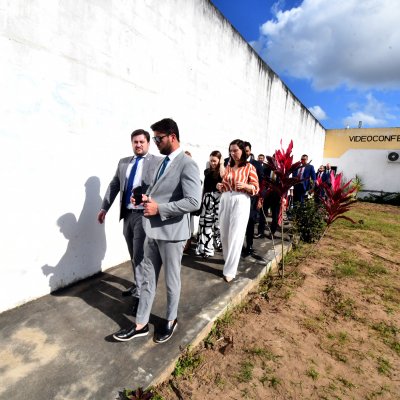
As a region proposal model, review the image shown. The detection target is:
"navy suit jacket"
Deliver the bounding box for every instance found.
[293,164,316,192]
[322,170,333,185]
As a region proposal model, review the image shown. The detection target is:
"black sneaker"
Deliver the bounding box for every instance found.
[121,285,136,297]
[113,324,149,341]
[155,319,178,343]
[254,233,265,239]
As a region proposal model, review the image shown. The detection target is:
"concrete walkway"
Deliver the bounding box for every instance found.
[0,234,290,400]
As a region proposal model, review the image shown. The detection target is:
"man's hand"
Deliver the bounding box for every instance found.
[131,194,147,206]
[97,210,106,224]
[144,197,159,216]
[257,197,263,210]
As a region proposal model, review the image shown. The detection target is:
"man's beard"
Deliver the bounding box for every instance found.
[159,143,172,155]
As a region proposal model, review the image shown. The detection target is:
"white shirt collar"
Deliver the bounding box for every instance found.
[165,147,182,162]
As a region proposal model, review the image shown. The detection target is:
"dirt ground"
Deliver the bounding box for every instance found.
[155,202,400,400]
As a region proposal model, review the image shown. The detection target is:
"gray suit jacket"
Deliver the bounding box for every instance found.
[101,153,162,220]
[143,151,202,241]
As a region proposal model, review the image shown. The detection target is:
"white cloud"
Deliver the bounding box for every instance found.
[309,105,327,120]
[343,93,394,127]
[253,0,400,90]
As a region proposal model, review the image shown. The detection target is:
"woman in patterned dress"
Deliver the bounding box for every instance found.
[196,150,225,258]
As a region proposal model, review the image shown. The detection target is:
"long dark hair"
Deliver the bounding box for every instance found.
[209,150,222,178]
[229,139,247,167]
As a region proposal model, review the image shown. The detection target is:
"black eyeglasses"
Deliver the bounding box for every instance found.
[152,135,169,144]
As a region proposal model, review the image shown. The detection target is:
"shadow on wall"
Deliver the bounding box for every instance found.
[41,176,107,291]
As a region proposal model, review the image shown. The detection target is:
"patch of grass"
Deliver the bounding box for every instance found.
[302,318,320,333]
[259,374,281,388]
[327,330,349,343]
[337,376,355,389]
[377,357,392,376]
[237,361,254,383]
[302,315,326,333]
[333,251,387,279]
[381,287,400,307]
[172,347,202,378]
[214,373,225,389]
[371,321,400,355]
[150,393,165,400]
[306,367,319,380]
[337,331,348,343]
[365,262,387,276]
[244,346,280,362]
[372,321,399,337]
[240,388,252,398]
[334,261,358,277]
[204,303,247,348]
[366,385,391,399]
[329,349,348,363]
[283,288,294,300]
[324,285,356,319]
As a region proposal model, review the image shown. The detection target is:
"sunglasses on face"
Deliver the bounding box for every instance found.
[152,134,169,144]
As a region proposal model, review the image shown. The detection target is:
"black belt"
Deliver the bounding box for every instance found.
[125,208,144,213]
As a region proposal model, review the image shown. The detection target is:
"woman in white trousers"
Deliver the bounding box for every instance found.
[217,139,259,282]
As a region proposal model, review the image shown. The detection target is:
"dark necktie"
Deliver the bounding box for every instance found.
[156,156,170,182]
[124,156,143,207]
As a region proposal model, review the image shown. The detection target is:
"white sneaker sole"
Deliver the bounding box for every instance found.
[113,330,149,341]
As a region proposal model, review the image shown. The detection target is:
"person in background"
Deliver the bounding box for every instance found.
[292,154,316,204]
[256,155,280,239]
[216,139,259,282]
[315,165,325,204]
[316,165,325,179]
[242,141,264,256]
[257,154,269,176]
[323,163,334,186]
[196,151,225,258]
[183,150,198,252]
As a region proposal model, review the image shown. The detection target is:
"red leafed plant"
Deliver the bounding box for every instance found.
[265,140,303,277]
[118,387,154,400]
[265,139,302,199]
[316,171,357,226]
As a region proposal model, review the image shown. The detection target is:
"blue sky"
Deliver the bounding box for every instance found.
[211,0,400,129]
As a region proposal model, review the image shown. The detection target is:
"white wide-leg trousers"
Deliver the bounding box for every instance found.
[219,191,250,278]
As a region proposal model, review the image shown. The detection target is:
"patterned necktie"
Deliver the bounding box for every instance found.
[125,156,143,206]
[156,156,170,182]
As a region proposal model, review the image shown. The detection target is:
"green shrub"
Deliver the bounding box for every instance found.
[291,200,325,243]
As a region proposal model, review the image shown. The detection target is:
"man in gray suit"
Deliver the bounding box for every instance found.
[97,129,161,312]
[113,118,202,343]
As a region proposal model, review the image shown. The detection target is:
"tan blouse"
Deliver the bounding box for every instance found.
[220,163,259,196]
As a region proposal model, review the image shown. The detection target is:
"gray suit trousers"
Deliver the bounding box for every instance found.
[136,237,185,324]
[123,210,146,297]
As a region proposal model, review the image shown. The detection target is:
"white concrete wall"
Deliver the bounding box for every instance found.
[0,0,325,312]
[325,149,400,194]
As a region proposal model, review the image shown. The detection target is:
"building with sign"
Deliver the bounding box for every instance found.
[324,127,400,195]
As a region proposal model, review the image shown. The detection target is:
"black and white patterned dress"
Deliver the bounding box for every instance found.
[196,168,222,257]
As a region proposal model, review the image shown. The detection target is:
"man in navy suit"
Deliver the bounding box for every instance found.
[293,154,316,204]
[322,163,334,186]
